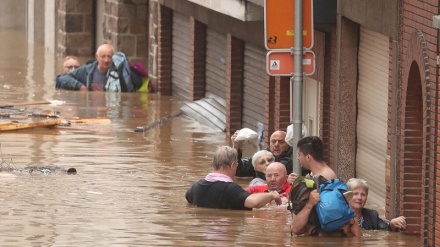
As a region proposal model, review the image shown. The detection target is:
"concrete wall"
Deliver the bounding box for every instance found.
[0,0,26,29]
[339,0,399,39]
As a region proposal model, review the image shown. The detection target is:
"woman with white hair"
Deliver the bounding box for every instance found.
[346,178,407,231]
[248,150,275,186]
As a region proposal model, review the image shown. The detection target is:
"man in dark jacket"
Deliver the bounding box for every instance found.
[231,130,309,181]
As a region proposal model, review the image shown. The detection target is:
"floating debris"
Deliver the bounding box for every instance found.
[0,144,76,175]
[0,119,61,132]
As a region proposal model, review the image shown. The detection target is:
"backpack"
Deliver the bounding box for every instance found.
[288,176,355,232]
[287,176,322,227]
[129,61,153,92]
[105,52,135,92]
[315,179,355,232]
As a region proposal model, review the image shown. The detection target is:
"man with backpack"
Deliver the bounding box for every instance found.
[290,136,362,237]
[55,44,140,92]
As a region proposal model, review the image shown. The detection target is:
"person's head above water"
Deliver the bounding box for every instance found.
[63,56,81,73]
[95,44,115,73]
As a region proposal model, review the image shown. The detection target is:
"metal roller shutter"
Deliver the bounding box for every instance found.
[356,27,389,208]
[205,29,227,103]
[242,44,266,131]
[172,12,191,100]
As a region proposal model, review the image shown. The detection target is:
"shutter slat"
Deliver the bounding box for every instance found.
[356,27,389,208]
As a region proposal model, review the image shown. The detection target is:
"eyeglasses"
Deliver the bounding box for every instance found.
[258,157,275,166]
[64,65,80,70]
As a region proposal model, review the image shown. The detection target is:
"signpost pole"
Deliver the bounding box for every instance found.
[291,0,303,175]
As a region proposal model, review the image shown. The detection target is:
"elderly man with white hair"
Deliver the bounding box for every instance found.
[245,162,291,205]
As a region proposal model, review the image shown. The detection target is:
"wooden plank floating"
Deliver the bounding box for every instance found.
[69,118,111,124]
[0,100,50,108]
[0,119,61,132]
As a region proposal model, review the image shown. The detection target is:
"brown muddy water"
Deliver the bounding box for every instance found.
[0,29,420,246]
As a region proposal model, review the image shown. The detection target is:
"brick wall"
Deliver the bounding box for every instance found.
[266,76,276,141]
[190,17,206,101]
[264,75,290,145]
[401,1,438,245]
[157,4,172,95]
[226,34,244,137]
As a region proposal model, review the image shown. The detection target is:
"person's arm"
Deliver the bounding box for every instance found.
[56,67,88,90]
[244,191,281,208]
[389,216,406,231]
[365,208,393,231]
[291,189,319,235]
[231,130,241,149]
[349,218,363,236]
[235,149,256,177]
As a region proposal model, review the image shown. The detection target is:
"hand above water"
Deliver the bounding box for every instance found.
[287,172,299,184]
[390,216,407,231]
[231,130,241,149]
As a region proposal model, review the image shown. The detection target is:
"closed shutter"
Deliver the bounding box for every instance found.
[303,77,320,136]
[242,44,266,131]
[205,29,227,103]
[356,27,389,208]
[172,12,191,100]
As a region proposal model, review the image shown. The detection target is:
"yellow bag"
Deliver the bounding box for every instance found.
[137,77,150,93]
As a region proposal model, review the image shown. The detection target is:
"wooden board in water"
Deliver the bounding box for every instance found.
[0,119,61,132]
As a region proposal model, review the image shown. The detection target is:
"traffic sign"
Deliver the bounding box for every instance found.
[266,50,315,76]
[264,0,314,50]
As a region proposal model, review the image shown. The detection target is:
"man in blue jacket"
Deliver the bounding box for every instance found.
[55,44,135,92]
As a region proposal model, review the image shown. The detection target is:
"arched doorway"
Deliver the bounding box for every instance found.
[399,31,435,245]
[400,61,423,233]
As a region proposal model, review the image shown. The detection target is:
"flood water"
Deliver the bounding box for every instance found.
[0,29,420,246]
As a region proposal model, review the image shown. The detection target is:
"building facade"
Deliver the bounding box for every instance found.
[151,1,439,245]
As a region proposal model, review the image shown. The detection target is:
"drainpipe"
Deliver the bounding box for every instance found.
[431,13,440,245]
[291,0,303,175]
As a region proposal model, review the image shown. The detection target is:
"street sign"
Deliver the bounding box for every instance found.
[266,50,315,76]
[264,0,314,50]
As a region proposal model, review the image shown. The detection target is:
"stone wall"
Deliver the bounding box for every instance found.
[57,0,149,63]
[105,0,149,63]
[57,0,94,57]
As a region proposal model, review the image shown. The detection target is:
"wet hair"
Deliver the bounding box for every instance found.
[346,178,369,195]
[96,44,115,55]
[212,146,238,170]
[296,136,324,162]
[63,55,79,62]
[251,150,275,168]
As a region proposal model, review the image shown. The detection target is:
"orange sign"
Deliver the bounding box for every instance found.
[265,0,313,49]
[266,50,315,76]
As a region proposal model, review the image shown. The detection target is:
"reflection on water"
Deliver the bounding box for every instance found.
[0,29,421,246]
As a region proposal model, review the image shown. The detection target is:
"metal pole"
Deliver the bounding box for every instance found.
[291,0,303,175]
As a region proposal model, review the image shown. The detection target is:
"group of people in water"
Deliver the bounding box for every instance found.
[59,44,406,237]
[55,44,150,93]
[185,129,407,237]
